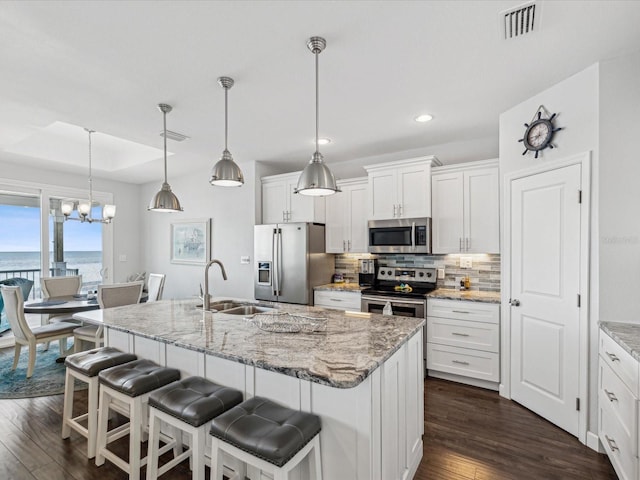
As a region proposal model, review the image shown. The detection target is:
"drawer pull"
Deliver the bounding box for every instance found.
[451,332,470,337]
[606,352,620,362]
[329,298,343,302]
[604,389,618,402]
[605,435,620,452]
[452,310,470,314]
[452,360,470,365]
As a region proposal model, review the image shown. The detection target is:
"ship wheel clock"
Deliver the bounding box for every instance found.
[518,106,563,158]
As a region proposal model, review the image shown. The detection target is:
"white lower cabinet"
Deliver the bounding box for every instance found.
[599,330,639,480]
[314,289,361,311]
[426,298,500,390]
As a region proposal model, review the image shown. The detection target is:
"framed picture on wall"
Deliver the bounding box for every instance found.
[170,218,211,265]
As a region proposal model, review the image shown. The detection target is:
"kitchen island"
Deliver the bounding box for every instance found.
[74,298,425,480]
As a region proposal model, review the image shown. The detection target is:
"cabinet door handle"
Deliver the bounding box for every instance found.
[606,352,620,362]
[466,237,470,251]
[452,310,470,314]
[330,298,343,302]
[393,204,397,217]
[283,211,286,222]
[399,204,403,216]
[343,240,346,252]
[605,435,619,452]
[459,238,462,252]
[347,240,351,251]
[604,389,618,402]
[452,360,470,365]
[451,332,470,337]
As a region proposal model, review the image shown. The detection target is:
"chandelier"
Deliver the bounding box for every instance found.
[61,128,116,223]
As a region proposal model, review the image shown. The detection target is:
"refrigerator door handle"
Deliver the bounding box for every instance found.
[277,228,283,297]
[273,228,279,296]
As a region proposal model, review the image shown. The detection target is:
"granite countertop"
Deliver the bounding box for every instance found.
[81,298,424,389]
[600,322,640,361]
[427,288,501,304]
[314,283,365,292]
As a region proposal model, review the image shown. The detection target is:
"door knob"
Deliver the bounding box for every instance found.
[510,299,521,307]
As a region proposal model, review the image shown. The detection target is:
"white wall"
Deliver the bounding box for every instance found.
[139,159,257,300]
[0,158,142,283]
[499,63,600,437]
[599,50,640,322]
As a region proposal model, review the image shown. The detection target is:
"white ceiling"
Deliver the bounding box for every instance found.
[1,0,639,185]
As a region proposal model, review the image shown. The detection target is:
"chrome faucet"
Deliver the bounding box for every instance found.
[203,259,228,310]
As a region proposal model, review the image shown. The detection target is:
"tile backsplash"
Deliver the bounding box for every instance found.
[334,253,501,292]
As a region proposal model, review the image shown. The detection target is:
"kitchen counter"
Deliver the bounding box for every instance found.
[427,288,501,304]
[314,282,365,292]
[600,321,640,361]
[75,297,423,389]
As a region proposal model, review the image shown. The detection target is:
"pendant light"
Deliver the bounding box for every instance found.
[210,76,244,187]
[295,36,340,196]
[148,103,183,212]
[61,128,116,223]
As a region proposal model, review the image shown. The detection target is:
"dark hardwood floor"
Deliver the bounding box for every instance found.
[0,376,618,480]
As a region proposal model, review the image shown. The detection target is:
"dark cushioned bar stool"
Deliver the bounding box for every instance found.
[209,396,323,480]
[146,376,244,480]
[95,359,180,480]
[62,347,137,458]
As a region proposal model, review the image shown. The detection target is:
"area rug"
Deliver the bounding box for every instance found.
[0,341,87,399]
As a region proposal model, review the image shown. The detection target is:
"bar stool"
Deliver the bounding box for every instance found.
[95,359,181,480]
[209,396,323,480]
[62,347,137,458]
[146,376,244,480]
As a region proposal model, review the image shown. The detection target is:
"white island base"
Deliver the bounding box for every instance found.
[105,327,424,480]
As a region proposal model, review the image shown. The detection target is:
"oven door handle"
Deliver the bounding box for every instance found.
[362,295,426,306]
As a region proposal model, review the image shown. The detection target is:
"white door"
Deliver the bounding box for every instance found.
[465,167,500,253]
[262,180,286,224]
[431,172,464,253]
[368,169,396,220]
[325,191,346,253]
[347,182,368,253]
[510,163,582,436]
[397,164,430,218]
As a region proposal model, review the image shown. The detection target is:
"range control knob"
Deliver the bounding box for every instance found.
[426,272,432,277]
[387,270,393,276]
[380,270,385,275]
[418,272,424,277]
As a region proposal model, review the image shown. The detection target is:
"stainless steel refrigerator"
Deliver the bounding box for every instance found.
[254,222,334,305]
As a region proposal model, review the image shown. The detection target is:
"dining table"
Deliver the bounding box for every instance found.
[24,294,101,361]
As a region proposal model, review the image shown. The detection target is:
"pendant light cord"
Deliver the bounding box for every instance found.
[163,110,168,184]
[86,128,94,219]
[315,50,320,155]
[225,86,229,151]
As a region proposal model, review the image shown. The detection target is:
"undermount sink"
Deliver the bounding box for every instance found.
[221,305,275,316]
[209,301,243,311]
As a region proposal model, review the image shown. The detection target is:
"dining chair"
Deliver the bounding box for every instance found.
[73,281,144,353]
[146,273,166,302]
[41,275,83,298]
[1,286,77,378]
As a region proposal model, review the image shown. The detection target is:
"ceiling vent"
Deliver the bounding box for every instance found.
[501,2,537,39]
[160,130,190,142]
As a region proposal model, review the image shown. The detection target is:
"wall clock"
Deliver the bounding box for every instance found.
[519,106,563,158]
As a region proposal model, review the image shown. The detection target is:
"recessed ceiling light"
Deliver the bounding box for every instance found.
[415,114,433,123]
[317,137,331,145]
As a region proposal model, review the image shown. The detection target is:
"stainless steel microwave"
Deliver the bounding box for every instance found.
[367,217,432,254]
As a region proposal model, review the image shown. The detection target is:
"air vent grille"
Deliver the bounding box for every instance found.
[501,2,536,39]
[160,130,190,142]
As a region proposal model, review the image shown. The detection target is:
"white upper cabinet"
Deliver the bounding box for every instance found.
[364,156,441,220]
[325,178,368,253]
[431,160,499,254]
[261,171,326,224]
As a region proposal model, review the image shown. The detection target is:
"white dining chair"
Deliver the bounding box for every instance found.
[146,273,166,302]
[1,285,77,378]
[73,281,144,353]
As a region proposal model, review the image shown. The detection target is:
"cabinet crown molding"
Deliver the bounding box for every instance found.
[336,177,367,187]
[363,155,441,172]
[261,171,303,183]
[432,159,498,174]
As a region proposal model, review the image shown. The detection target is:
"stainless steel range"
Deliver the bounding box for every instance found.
[360,267,437,317]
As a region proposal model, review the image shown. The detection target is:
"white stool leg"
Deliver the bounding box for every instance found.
[61,368,74,439]
[95,386,110,466]
[146,408,161,480]
[86,376,99,458]
[172,424,183,459]
[192,427,205,480]
[129,397,143,480]
[210,436,225,480]
[310,436,323,480]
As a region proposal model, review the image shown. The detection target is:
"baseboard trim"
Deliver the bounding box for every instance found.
[427,371,499,391]
[586,431,604,453]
